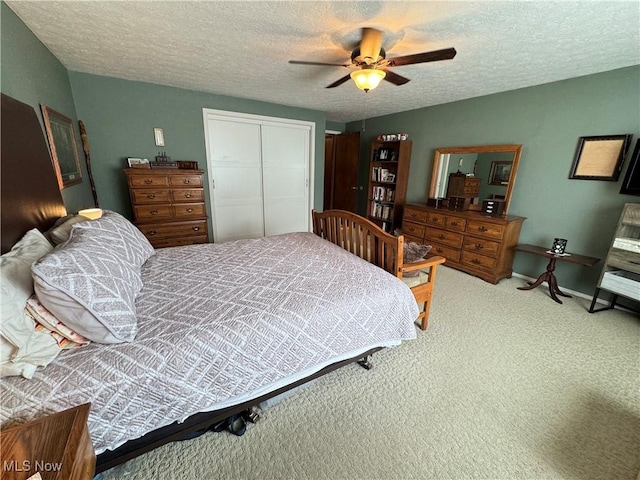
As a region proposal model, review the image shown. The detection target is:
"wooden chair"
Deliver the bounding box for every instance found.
[312,209,445,330]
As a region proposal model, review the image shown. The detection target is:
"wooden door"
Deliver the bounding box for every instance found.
[324,132,360,212]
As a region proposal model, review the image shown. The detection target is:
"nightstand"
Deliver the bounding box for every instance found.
[1,403,95,480]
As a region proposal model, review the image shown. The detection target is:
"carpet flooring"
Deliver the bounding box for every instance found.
[99,266,640,480]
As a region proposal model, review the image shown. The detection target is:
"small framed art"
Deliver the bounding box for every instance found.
[568,134,632,181]
[488,161,512,185]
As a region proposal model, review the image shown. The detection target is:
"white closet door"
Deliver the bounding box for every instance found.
[207,118,264,242]
[261,123,310,236]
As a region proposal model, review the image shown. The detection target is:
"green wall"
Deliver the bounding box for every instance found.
[0,2,94,212]
[348,66,640,295]
[68,72,327,240]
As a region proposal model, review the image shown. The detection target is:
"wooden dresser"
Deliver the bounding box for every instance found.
[0,403,95,480]
[124,168,209,248]
[446,174,481,197]
[402,204,526,284]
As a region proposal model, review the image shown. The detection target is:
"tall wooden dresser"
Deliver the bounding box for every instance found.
[124,168,209,248]
[402,204,525,284]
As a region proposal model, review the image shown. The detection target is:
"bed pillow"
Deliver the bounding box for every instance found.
[46,214,87,246]
[72,209,155,267]
[32,220,143,344]
[0,229,61,378]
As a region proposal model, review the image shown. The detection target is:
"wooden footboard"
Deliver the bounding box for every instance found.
[312,209,445,330]
[312,209,405,276]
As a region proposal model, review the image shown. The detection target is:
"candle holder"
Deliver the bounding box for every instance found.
[551,238,568,255]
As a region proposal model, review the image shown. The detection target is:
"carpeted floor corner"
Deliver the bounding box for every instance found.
[99,266,640,480]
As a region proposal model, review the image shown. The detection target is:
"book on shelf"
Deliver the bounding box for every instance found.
[371,167,394,182]
[371,185,395,202]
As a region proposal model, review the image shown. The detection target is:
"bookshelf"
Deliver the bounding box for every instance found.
[589,203,640,312]
[366,139,412,232]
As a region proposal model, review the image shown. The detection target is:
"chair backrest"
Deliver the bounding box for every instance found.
[312,209,405,278]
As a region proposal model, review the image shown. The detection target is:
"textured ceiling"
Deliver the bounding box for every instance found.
[6,1,640,123]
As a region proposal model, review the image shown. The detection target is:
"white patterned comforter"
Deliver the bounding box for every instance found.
[1,232,418,454]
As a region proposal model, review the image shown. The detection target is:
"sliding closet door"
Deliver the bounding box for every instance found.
[261,123,310,236]
[206,118,265,242]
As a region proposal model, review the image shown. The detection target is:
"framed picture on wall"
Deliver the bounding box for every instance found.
[568,134,632,181]
[488,161,512,185]
[40,105,83,189]
[620,138,640,196]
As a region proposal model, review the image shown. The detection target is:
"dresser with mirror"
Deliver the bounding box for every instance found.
[402,144,526,284]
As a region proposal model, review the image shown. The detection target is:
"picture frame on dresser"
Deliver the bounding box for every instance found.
[620,138,640,196]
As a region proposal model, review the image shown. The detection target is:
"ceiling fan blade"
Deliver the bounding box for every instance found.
[359,27,384,63]
[289,60,350,67]
[326,74,352,89]
[383,69,411,86]
[387,47,457,67]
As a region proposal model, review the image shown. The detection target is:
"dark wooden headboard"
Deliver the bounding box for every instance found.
[1,93,67,253]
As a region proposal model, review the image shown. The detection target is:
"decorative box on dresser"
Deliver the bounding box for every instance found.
[124,168,209,248]
[402,204,526,284]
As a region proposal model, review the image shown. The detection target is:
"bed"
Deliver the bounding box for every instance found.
[0,93,439,473]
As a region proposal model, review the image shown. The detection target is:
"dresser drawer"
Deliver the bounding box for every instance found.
[430,242,461,263]
[171,189,204,203]
[461,250,497,271]
[137,220,208,240]
[129,175,169,187]
[466,220,505,240]
[169,175,203,188]
[426,212,446,227]
[132,189,171,204]
[445,216,467,232]
[403,233,424,245]
[402,221,425,239]
[134,205,173,221]
[150,235,209,249]
[425,228,463,248]
[173,203,206,218]
[403,207,428,224]
[463,236,501,258]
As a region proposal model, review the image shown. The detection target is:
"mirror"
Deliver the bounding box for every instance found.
[429,144,522,214]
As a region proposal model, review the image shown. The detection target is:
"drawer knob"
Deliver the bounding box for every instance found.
[475,243,483,250]
[478,226,488,232]
[436,248,444,253]
[144,179,153,184]
[186,208,193,213]
[147,194,155,199]
[438,234,445,240]
[185,193,192,198]
[147,230,157,236]
[183,179,190,184]
[472,258,480,264]
[451,221,458,226]
[150,209,158,215]
[193,226,200,231]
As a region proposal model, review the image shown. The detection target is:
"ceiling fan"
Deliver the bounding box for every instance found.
[289,27,456,92]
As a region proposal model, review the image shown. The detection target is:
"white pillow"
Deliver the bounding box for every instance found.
[0,229,61,378]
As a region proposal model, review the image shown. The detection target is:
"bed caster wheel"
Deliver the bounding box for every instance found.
[357,355,373,370]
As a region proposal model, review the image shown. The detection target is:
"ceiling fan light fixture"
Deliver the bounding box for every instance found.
[350,68,386,92]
